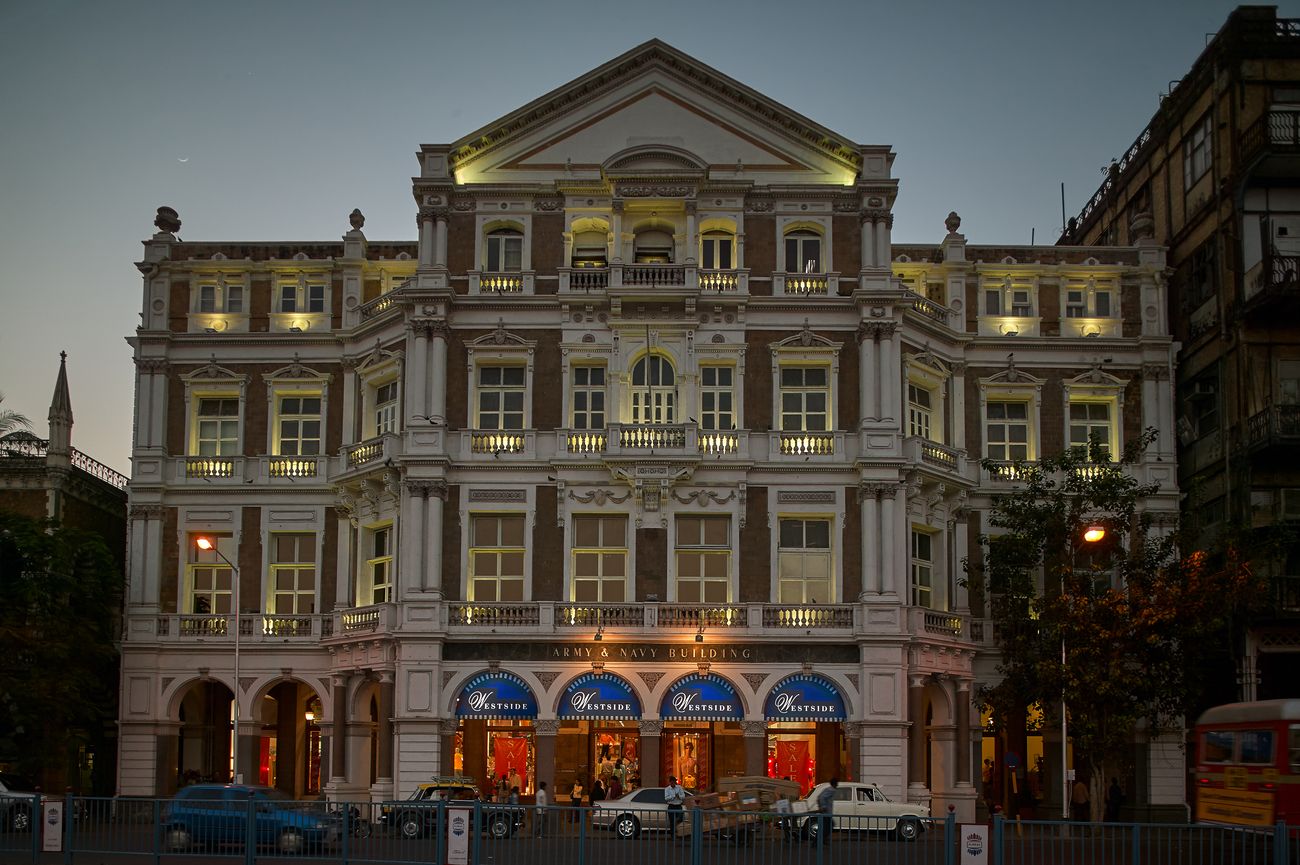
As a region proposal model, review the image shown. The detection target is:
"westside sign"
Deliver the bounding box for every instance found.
[559,672,641,720]
[763,673,846,722]
[661,672,743,721]
[455,671,538,719]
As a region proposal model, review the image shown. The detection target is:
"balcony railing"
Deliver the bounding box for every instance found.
[1248,254,1300,302]
[449,603,541,626]
[986,461,1033,482]
[762,605,854,629]
[470,431,528,454]
[151,613,327,641]
[906,291,950,325]
[556,604,645,627]
[778,433,835,456]
[267,457,319,479]
[1242,109,1300,167]
[440,602,859,633]
[564,268,610,291]
[478,272,525,294]
[699,269,742,292]
[358,290,400,321]
[780,274,829,295]
[0,437,128,489]
[345,435,395,470]
[1246,405,1300,450]
[621,264,686,287]
[919,439,959,470]
[656,605,748,628]
[566,431,608,453]
[619,425,687,449]
[698,432,739,455]
[186,457,236,479]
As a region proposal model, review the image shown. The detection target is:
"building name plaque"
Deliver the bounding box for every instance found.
[444,641,859,664]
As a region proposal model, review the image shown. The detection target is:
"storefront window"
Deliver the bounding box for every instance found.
[766,722,817,795]
[455,719,535,798]
[663,726,710,791]
[593,724,640,794]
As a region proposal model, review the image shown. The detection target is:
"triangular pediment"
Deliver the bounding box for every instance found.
[447,41,863,187]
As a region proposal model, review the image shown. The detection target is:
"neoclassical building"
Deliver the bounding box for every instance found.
[118,41,1179,821]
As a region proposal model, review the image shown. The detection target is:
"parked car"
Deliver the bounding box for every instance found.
[379,776,525,839]
[591,787,693,839]
[161,784,341,854]
[0,774,39,833]
[788,781,928,841]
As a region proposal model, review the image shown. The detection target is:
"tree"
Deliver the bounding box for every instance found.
[0,511,121,787]
[973,430,1271,812]
[0,393,32,440]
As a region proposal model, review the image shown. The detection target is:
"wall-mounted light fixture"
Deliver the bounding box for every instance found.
[594,626,604,642]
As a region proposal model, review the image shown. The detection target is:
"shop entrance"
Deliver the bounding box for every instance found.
[455,719,536,798]
[767,722,817,795]
[662,725,709,790]
[592,722,640,794]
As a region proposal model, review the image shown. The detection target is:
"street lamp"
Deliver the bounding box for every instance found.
[1061,524,1106,821]
[196,536,242,784]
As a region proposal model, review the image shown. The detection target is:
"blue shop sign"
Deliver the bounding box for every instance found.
[660,672,743,721]
[763,673,847,722]
[558,672,642,719]
[455,671,538,719]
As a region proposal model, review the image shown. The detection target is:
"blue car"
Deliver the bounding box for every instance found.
[163,784,341,854]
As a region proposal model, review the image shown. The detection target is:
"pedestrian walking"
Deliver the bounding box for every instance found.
[815,778,838,846]
[569,779,585,823]
[534,781,549,837]
[1071,777,1091,823]
[1104,778,1125,822]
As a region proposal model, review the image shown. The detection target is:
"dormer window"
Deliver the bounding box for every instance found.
[486,228,523,272]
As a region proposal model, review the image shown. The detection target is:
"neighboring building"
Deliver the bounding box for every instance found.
[1059,5,1300,706]
[0,353,129,793]
[118,41,1177,821]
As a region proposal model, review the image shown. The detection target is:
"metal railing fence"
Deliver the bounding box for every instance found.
[2,797,1295,865]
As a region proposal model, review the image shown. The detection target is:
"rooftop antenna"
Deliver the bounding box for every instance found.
[1060,183,1066,237]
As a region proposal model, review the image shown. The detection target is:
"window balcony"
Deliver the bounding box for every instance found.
[460,429,535,459]
[773,431,840,459]
[559,267,610,292]
[177,456,245,483]
[1241,109,1300,173]
[618,264,687,288]
[908,608,967,640]
[564,430,609,454]
[775,273,839,296]
[443,601,857,635]
[334,433,401,480]
[904,291,951,326]
[263,455,323,481]
[469,271,535,295]
[903,436,971,480]
[356,290,402,323]
[143,613,331,643]
[699,269,747,293]
[559,266,748,295]
[1243,254,1300,317]
[984,460,1036,483]
[1243,405,1300,456]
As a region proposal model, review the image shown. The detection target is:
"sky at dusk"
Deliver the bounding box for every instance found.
[0,0,1282,473]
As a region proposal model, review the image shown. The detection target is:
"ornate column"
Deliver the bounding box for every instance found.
[741,721,767,777]
[685,200,698,264]
[426,481,447,596]
[330,675,349,783]
[842,721,864,781]
[860,211,875,270]
[334,492,357,608]
[128,504,164,607]
[858,484,882,596]
[408,320,431,423]
[434,207,449,269]
[610,200,624,264]
[429,321,449,428]
[1143,363,1173,457]
[639,720,662,787]
[950,362,967,451]
[535,719,560,796]
[340,358,360,446]
[418,206,436,269]
[399,480,429,599]
[881,483,899,598]
[955,678,972,785]
[907,674,927,795]
[875,212,892,268]
[952,508,970,613]
[857,324,877,424]
[376,672,395,783]
[878,322,900,423]
[133,357,167,450]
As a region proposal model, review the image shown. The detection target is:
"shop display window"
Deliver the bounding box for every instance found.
[592,725,640,795]
[767,722,817,795]
[663,727,710,791]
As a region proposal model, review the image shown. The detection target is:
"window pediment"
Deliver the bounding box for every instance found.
[468,320,534,350]
[356,344,402,376]
[182,359,248,386]
[1064,367,1128,389]
[771,322,840,353]
[603,144,708,178]
[263,357,331,385]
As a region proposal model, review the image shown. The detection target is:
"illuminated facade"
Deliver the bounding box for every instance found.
[118,40,1177,820]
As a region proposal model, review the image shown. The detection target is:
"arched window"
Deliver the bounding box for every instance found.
[634,229,674,264]
[784,229,822,274]
[485,228,523,272]
[630,354,676,424]
[701,230,735,270]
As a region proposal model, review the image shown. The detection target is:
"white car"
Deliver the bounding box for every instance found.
[789,781,929,841]
[0,773,40,833]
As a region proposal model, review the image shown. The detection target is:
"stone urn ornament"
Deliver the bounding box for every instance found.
[154,206,181,235]
[349,208,365,231]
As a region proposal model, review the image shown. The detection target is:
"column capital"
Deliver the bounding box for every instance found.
[638,720,663,736]
[129,504,165,520]
[134,357,169,372]
[860,208,890,224]
[611,199,624,213]
[535,719,561,735]
[439,718,460,736]
[741,720,766,738]
[857,320,897,342]
[858,481,901,501]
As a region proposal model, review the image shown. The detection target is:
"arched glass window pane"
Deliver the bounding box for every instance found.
[630,355,676,424]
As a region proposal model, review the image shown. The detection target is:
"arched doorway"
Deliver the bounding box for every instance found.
[249,679,326,798]
[175,680,236,789]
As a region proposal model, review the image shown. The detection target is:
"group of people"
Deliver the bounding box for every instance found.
[981,757,1127,822]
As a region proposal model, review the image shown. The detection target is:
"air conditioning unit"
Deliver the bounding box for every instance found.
[1176,415,1197,446]
[1280,489,1300,521]
[1273,217,1300,257]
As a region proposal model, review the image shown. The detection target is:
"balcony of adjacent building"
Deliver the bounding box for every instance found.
[1243,252,1300,320]
[128,611,334,644]
[1240,109,1300,179]
[1242,404,1300,458]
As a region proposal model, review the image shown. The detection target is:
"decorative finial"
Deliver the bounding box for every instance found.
[60,351,67,363]
[944,211,961,235]
[1129,209,1155,242]
[349,208,365,231]
[154,206,181,235]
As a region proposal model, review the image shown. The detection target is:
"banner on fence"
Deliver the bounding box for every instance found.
[42,800,64,852]
[959,823,988,865]
[448,807,471,865]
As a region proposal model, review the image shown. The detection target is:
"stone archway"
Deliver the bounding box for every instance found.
[247,678,327,798]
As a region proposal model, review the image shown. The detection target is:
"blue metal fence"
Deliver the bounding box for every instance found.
[0,797,1294,865]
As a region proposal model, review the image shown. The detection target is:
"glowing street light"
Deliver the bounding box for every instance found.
[1061,525,1106,822]
[196,536,242,784]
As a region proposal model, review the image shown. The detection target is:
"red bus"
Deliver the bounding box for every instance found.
[1194,699,1300,828]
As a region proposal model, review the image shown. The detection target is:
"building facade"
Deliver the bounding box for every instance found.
[119,41,1178,820]
[1059,5,1300,706]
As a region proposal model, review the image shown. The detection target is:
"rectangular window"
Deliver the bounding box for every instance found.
[780,367,829,432]
[984,290,1002,316]
[1010,289,1032,317]
[271,533,316,614]
[777,518,832,604]
[1069,402,1111,456]
[280,285,297,313]
[986,401,1029,461]
[1202,730,1234,764]
[675,516,731,603]
[907,383,933,439]
[198,283,242,313]
[571,366,606,430]
[277,396,322,456]
[571,515,627,603]
[199,285,217,313]
[196,398,240,456]
[1240,730,1274,765]
[1279,361,1300,405]
[1186,367,1219,438]
[1065,289,1086,318]
[279,283,325,313]
[188,534,234,615]
[784,234,821,273]
[477,366,525,430]
[911,530,934,608]
[1184,113,1213,190]
[1185,238,1218,308]
[375,381,399,435]
[700,366,735,431]
[487,233,524,272]
[1095,290,1112,317]
[702,235,734,270]
[306,284,325,313]
[470,515,526,602]
[366,526,393,605]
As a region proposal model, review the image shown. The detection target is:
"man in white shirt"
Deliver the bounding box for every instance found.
[664,775,687,837]
[534,781,549,837]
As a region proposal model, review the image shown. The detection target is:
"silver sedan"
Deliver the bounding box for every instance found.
[591,788,689,839]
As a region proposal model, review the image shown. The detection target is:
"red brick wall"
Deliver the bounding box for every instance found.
[0,489,48,521]
[532,215,564,290]
[532,331,563,430]
[747,218,775,296]
[240,506,262,613]
[838,334,860,432]
[744,331,777,432]
[322,506,339,610]
[841,489,861,601]
[442,485,462,599]
[833,216,860,282]
[169,282,188,332]
[533,487,561,600]
[448,215,474,287]
[249,279,271,333]
[445,332,470,429]
[738,487,770,601]
[636,527,667,601]
[162,507,179,612]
